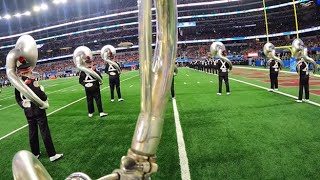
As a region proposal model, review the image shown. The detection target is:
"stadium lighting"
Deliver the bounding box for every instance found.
[24,11,31,16]
[0,16,2,20]
[4,14,11,19]
[53,0,67,4]
[0,0,310,41]
[14,13,21,17]
[41,3,48,10]
[33,6,41,12]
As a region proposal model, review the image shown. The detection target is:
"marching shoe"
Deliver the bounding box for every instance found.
[268,89,274,92]
[296,100,302,103]
[217,93,222,96]
[274,89,279,91]
[50,154,63,162]
[303,99,310,103]
[111,99,115,102]
[226,92,230,95]
[100,112,108,117]
[88,113,93,118]
[35,152,41,159]
[118,98,124,102]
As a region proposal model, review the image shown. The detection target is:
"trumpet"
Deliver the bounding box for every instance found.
[101,45,121,74]
[73,46,103,84]
[6,35,49,109]
[210,42,232,70]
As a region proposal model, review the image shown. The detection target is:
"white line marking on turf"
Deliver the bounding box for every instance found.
[172,98,191,180]
[191,68,320,107]
[0,104,16,111]
[229,77,320,107]
[0,84,80,111]
[233,66,320,77]
[129,85,133,88]
[197,81,200,84]
[0,75,138,141]
[0,95,15,101]
[184,82,187,85]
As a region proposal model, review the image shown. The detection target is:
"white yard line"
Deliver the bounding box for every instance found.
[172,98,191,180]
[228,77,320,107]
[0,84,80,111]
[191,68,320,107]
[0,104,16,111]
[233,66,320,77]
[0,95,15,101]
[0,75,138,141]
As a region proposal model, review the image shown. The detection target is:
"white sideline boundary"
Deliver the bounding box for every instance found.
[233,66,320,77]
[0,75,138,141]
[172,98,191,180]
[190,68,320,107]
[229,77,320,107]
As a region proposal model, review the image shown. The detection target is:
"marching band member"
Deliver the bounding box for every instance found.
[171,65,178,99]
[296,58,310,103]
[79,57,108,118]
[102,45,124,102]
[269,59,280,92]
[263,42,283,92]
[15,57,63,162]
[292,38,318,103]
[216,58,230,95]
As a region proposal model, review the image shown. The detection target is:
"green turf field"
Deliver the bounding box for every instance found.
[1,67,320,179]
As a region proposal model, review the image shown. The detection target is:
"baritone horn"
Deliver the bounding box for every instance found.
[101,45,121,74]
[6,35,49,109]
[73,46,103,84]
[263,42,284,69]
[292,38,318,74]
[210,42,232,70]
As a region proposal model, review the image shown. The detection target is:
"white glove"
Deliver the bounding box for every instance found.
[22,100,31,108]
[40,85,45,92]
[85,83,93,88]
[39,101,49,109]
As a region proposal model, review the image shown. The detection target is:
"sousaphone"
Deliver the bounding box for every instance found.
[73,46,103,84]
[101,45,121,74]
[210,42,232,70]
[6,35,49,109]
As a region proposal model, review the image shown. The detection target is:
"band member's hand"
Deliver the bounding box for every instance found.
[25,79,32,85]
[40,85,45,92]
[22,100,31,108]
[39,101,49,109]
[92,66,96,71]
